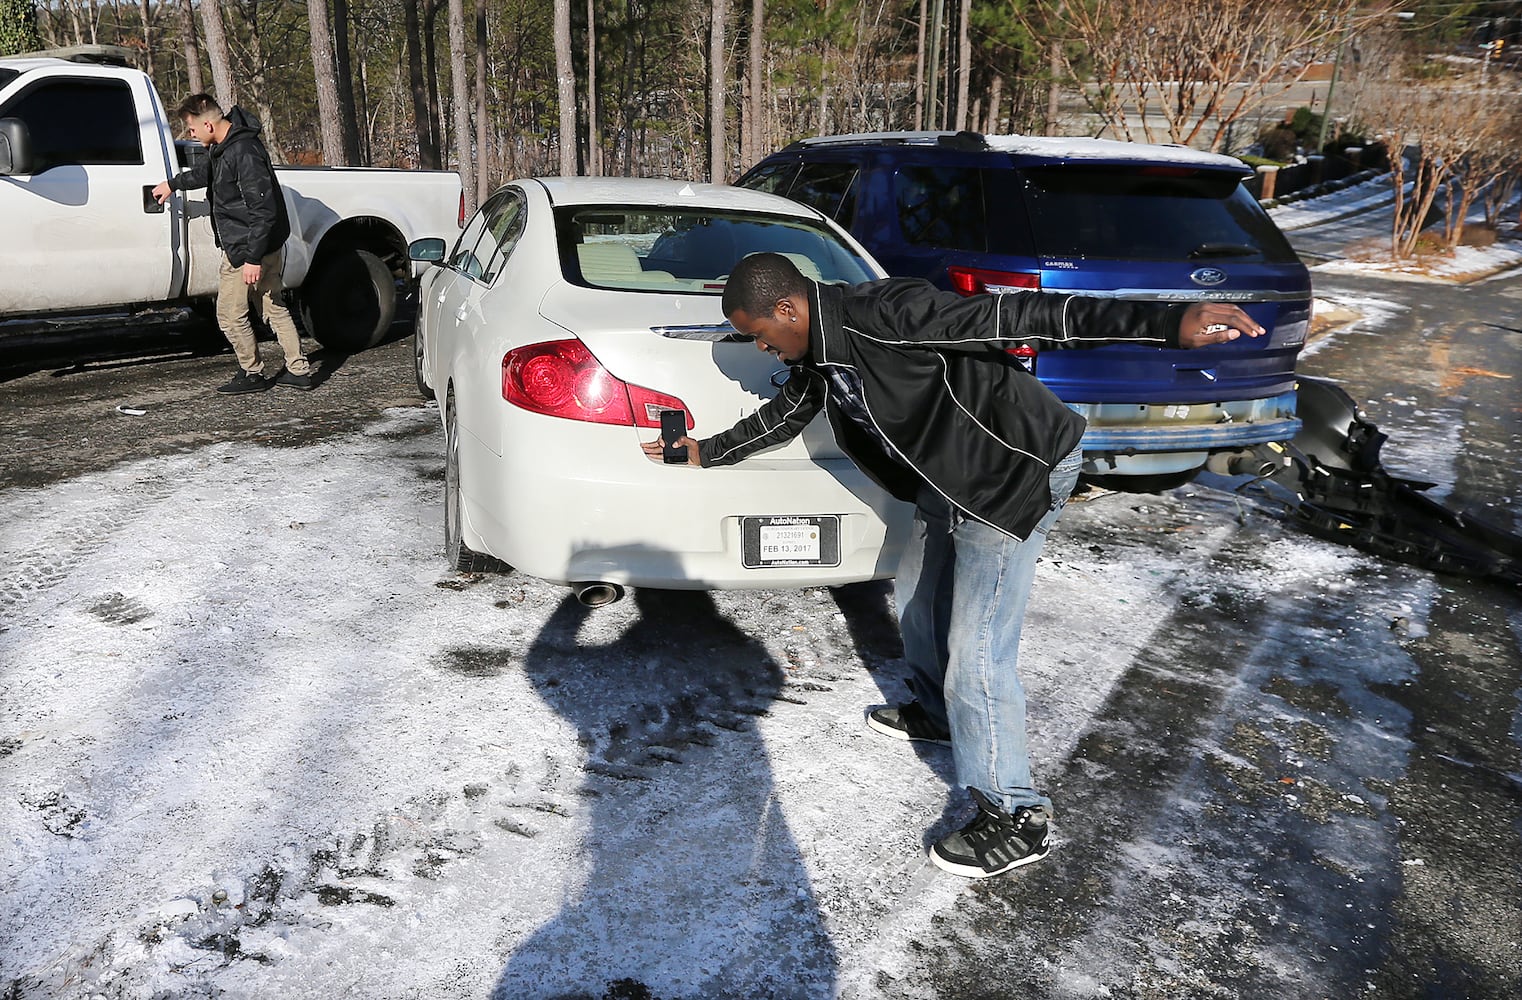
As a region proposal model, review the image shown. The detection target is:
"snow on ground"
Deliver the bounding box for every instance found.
[1268,175,1396,231]
[1315,240,1522,282]
[1304,292,1409,360]
[0,402,1395,999]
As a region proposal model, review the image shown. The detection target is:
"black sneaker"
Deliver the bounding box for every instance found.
[867,701,951,745]
[273,367,316,390]
[216,369,270,394]
[929,790,1050,878]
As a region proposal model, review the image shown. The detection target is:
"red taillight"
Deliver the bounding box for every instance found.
[947,265,1040,297]
[458,191,467,228]
[1008,343,1037,372]
[502,339,692,428]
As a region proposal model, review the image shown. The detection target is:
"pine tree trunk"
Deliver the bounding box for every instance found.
[475,0,489,197]
[586,0,600,176]
[745,0,762,169]
[447,0,475,210]
[306,0,347,165]
[953,0,970,131]
[333,0,363,163]
[708,0,726,182]
[176,0,203,94]
[200,0,236,106]
[554,0,575,176]
[404,0,440,168]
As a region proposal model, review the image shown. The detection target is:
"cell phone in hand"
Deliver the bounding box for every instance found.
[660,409,688,464]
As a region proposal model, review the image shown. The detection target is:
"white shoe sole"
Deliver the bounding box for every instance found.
[929,841,1049,878]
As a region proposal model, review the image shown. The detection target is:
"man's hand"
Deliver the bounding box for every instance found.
[641,435,700,465]
[242,262,262,286]
[1177,302,1265,349]
[151,181,173,205]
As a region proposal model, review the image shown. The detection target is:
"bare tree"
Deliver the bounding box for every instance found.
[448,0,474,208]
[306,0,348,164]
[1036,0,1366,151]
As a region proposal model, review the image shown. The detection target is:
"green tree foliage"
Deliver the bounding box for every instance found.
[0,0,42,57]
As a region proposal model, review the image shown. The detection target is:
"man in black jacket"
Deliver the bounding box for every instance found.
[152,95,314,394]
[645,253,1263,878]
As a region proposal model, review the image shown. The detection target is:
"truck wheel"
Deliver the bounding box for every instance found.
[302,247,396,353]
[444,392,502,573]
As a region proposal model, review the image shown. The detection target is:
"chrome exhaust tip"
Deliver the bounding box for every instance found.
[1205,444,1290,479]
[571,581,625,607]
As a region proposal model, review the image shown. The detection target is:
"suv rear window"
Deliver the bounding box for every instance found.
[1018,165,1298,263]
[893,165,1035,257]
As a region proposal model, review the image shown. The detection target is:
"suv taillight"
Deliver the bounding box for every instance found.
[502,339,692,428]
[947,266,1040,296]
[458,191,467,228]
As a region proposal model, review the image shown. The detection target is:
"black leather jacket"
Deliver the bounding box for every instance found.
[698,278,1183,540]
[168,107,291,267]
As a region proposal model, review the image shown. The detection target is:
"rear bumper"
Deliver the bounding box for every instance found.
[1072,391,1300,452]
[458,427,913,589]
[1072,391,1300,477]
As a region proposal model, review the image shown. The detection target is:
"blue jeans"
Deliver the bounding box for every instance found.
[893,446,1083,815]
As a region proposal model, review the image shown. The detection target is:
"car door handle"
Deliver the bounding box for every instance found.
[142,185,166,214]
[1174,364,1218,382]
[455,305,468,321]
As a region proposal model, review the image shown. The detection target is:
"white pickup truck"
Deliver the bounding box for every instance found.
[0,48,463,351]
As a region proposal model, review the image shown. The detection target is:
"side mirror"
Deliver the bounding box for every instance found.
[408,237,447,265]
[0,118,36,176]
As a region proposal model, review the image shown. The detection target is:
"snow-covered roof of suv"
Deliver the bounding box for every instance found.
[791,130,1247,171]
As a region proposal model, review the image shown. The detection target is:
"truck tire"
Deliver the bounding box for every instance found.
[301,247,396,353]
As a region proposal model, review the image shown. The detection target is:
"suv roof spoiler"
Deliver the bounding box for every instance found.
[784,130,990,152]
[15,44,137,67]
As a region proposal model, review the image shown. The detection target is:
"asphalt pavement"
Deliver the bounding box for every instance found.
[1,241,1519,998]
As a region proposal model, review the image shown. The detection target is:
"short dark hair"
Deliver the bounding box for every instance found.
[176,94,223,120]
[722,252,809,319]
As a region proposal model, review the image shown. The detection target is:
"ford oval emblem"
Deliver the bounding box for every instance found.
[1191,267,1228,286]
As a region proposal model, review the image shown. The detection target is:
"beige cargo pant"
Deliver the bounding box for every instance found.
[216,250,312,376]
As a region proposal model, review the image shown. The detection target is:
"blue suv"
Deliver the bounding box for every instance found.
[736,131,1312,490]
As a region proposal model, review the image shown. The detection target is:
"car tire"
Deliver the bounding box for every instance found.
[444,391,501,573]
[301,247,397,353]
[413,326,434,401]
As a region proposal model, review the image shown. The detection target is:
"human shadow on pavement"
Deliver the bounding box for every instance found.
[829,579,974,849]
[492,583,837,1000]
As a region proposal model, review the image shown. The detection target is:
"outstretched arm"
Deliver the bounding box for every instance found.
[1174,301,1265,348]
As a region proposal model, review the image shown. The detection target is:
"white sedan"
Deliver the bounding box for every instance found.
[409,177,912,605]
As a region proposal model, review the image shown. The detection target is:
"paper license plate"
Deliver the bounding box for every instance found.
[741,515,840,568]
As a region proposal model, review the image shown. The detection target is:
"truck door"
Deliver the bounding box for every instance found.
[0,72,177,313]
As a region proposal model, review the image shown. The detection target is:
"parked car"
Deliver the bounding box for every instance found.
[409,177,911,603]
[737,131,1313,490]
[0,46,462,351]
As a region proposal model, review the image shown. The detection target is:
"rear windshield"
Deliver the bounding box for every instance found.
[1016,165,1298,263]
[557,206,875,293]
